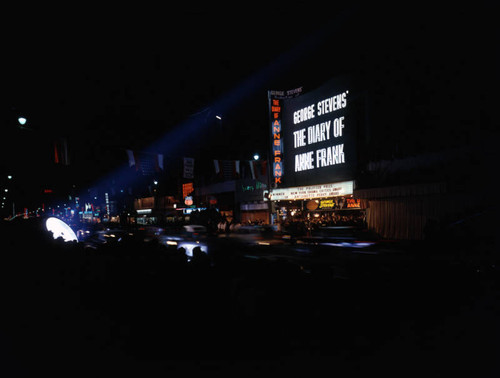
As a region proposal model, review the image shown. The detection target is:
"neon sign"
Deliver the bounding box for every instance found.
[271,97,283,186]
[269,87,302,188]
[346,198,361,208]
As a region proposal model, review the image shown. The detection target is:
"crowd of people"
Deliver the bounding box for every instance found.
[289,211,366,228]
[274,211,366,236]
[213,211,367,236]
[216,218,267,233]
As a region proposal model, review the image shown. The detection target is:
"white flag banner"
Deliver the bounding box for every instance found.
[126,150,136,168]
[157,154,164,171]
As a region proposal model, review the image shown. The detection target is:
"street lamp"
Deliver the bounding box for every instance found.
[18,117,27,126]
[252,151,274,224]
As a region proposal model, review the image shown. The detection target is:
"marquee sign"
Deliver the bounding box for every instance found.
[268,180,354,201]
[270,77,357,189]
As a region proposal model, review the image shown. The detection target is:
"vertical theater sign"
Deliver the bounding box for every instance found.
[270,95,283,186]
[268,87,302,188]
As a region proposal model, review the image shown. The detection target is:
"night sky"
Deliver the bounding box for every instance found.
[2,4,498,204]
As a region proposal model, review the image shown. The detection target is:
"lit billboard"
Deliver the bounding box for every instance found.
[270,77,357,189]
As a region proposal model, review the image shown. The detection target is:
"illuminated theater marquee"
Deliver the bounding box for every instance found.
[270,78,357,190]
[269,181,354,201]
[292,90,349,173]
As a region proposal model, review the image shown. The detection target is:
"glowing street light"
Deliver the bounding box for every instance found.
[18,117,27,126]
[253,154,260,161]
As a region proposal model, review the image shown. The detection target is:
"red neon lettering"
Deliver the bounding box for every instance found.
[274,157,281,163]
[274,140,281,146]
[273,133,280,139]
[272,99,279,106]
[271,106,281,112]
[275,177,282,184]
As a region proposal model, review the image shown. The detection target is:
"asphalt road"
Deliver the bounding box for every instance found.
[1,223,499,377]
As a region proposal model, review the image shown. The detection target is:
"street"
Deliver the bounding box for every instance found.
[1,220,499,376]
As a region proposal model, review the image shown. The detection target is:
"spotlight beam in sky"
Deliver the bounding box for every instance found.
[89,6,356,198]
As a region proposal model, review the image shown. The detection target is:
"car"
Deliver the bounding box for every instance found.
[182,224,208,240]
[298,226,383,250]
[83,229,130,250]
[221,224,287,247]
[132,226,165,243]
[158,225,209,258]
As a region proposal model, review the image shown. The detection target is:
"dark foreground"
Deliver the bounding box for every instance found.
[1,220,499,377]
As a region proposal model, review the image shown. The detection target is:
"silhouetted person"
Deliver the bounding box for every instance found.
[174,247,188,265]
[190,246,210,269]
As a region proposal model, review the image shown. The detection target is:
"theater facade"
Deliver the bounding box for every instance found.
[268,77,365,226]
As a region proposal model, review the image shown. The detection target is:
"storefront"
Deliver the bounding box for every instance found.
[305,196,365,225]
[271,182,366,228]
[240,202,269,224]
[270,180,364,221]
[132,195,180,226]
[236,178,270,224]
[135,208,157,225]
